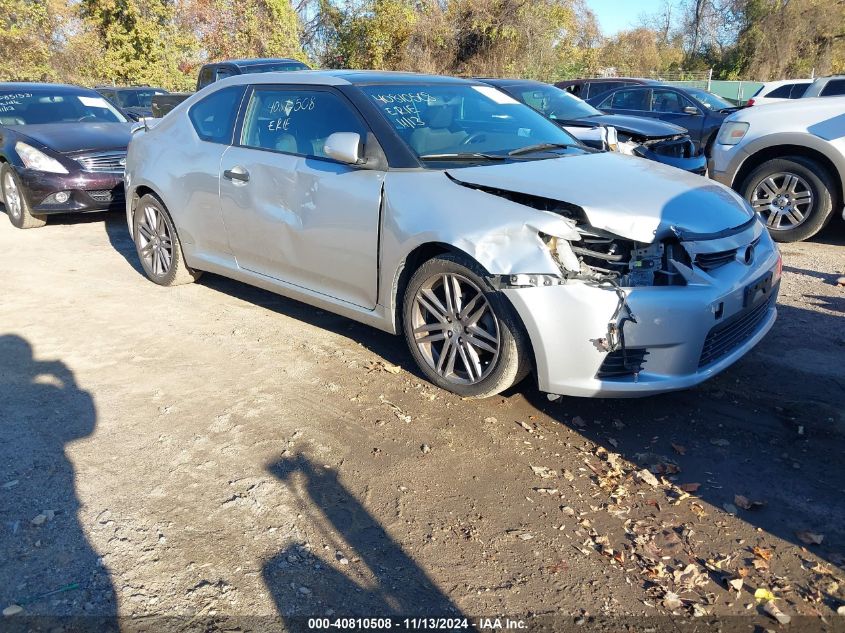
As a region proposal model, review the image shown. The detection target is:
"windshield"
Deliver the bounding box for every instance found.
[0,90,127,124]
[507,84,602,120]
[686,88,734,110]
[246,62,310,74]
[115,89,166,109]
[361,83,579,161]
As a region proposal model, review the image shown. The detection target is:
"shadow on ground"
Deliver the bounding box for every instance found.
[262,452,464,622]
[0,335,118,627]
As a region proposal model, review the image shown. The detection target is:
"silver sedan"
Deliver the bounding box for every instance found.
[125,71,781,399]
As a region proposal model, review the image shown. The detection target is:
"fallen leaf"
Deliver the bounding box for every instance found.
[796,531,824,545]
[679,482,701,493]
[662,591,682,610]
[752,546,773,561]
[837,605,845,616]
[671,442,686,456]
[572,416,587,428]
[516,420,533,432]
[763,600,791,625]
[734,494,767,510]
[755,588,775,603]
[636,469,659,487]
[3,605,23,617]
[530,465,557,479]
[752,558,770,571]
[383,363,402,374]
[518,533,534,541]
[728,578,744,591]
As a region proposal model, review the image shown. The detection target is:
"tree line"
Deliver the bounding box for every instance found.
[1,0,843,91]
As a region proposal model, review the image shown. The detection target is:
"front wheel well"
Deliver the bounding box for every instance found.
[733,144,842,209]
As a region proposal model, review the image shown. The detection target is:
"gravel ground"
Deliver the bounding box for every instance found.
[0,209,843,632]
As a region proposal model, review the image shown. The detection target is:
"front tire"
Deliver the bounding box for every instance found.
[132,194,201,286]
[741,156,836,242]
[402,254,531,399]
[1,164,46,229]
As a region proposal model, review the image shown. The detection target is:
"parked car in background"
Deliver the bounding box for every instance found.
[554,77,659,101]
[801,75,845,98]
[150,58,313,118]
[196,58,310,90]
[746,79,812,106]
[477,78,706,174]
[125,70,779,399]
[588,84,742,155]
[96,85,168,121]
[0,83,131,229]
[710,96,845,242]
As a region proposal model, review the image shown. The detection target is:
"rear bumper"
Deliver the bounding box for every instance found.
[17,168,125,215]
[502,239,780,398]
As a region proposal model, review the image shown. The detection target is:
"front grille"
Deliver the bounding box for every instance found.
[596,348,649,378]
[698,297,773,368]
[75,151,126,173]
[695,249,737,271]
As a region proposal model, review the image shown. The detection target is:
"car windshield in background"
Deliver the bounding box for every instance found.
[115,89,166,109]
[686,88,734,111]
[361,83,580,161]
[512,84,602,120]
[247,62,310,74]
[0,90,127,125]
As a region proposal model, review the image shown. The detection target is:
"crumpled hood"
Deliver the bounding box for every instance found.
[447,152,753,243]
[566,114,687,139]
[8,122,132,154]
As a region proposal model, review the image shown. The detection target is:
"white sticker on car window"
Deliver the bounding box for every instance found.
[471,86,519,104]
[78,96,110,108]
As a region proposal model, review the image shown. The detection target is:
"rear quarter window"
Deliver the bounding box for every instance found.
[188,86,245,143]
[766,84,793,98]
[820,79,845,97]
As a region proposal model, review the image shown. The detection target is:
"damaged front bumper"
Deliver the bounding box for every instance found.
[502,229,781,398]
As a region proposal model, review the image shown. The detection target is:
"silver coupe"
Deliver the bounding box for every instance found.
[125,71,781,398]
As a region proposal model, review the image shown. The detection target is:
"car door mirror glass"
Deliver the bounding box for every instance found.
[683,106,700,115]
[324,132,363,164]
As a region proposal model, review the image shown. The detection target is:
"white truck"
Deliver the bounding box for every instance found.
[709,96,845,242]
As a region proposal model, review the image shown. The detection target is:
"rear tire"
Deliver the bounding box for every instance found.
[402,254,531,399]
[132,194,202,286]
[1,164,47,229]
[740,156,835,243]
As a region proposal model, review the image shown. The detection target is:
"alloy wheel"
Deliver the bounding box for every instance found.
[137,204,174,276]
[410,273,501,385]
[3,172,22,220]
[750,171,814,230]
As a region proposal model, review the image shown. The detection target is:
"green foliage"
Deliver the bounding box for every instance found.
[0,0,57,81]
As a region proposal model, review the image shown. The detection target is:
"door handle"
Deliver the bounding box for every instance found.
[223,167,250,183]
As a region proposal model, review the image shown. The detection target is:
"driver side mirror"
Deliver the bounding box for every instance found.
[683,106,701,115]
[324,132,364,165]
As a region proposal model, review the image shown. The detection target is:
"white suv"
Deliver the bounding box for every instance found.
[709,96,845,242]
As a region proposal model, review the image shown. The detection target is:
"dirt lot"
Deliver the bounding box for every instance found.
[1,209,844,631]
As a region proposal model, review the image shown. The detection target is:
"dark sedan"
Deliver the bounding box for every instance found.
[587,84,742,156]
[95,86,168,121]
[479,79,706,174]
[0,83,132,228]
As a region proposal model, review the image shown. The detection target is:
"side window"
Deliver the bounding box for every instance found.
[610,88,650,110]
[790,83,809,98]
[189,86,245,144]
[587,82,617,100]
[240,88,367,159]
[198,67,214,89]
[766,84,793,98]
[820,79,845,97]
[651,89,685,113]
[216,67,235,82]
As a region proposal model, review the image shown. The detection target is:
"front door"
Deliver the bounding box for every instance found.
[219,85,384,310]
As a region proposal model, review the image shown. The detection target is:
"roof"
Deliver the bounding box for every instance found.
[217,69,477,88]
[475,77,546,88]
[208,58,307,68]
[95,85,164,91]
[0,82,95,92]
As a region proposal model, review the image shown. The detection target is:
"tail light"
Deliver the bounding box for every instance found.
[746,98,755,106]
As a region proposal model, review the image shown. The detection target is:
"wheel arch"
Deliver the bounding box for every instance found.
[733,143,843,212]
